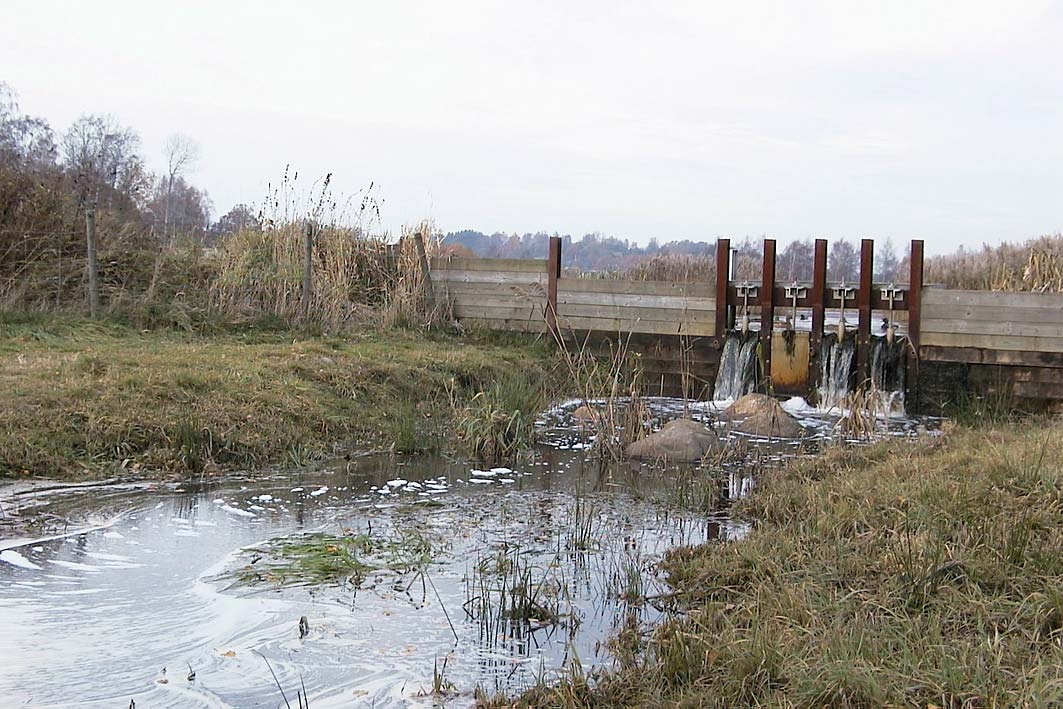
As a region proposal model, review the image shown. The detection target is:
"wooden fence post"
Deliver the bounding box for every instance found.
[413,228,435,311]
[905,239,925,406]
[714,238,731,347]
[760,238,777,388]
[546,236,561,335]
[856,238,874,387]
[302,221,314,314]
[85,207,100,318]
[808,238,828,398]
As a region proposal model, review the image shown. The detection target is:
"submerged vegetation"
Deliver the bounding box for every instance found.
[512,417,1063,707]
[236,529,436,588]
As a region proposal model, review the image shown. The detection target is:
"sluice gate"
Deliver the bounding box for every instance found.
[430,238,1063,413]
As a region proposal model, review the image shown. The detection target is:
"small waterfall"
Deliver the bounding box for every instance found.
[817,331,855,410]
[869,335,907,414]
[713,332,759,401]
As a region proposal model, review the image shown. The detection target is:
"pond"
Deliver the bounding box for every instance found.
[0,398,929,707]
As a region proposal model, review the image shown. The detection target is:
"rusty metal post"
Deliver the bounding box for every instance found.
[856,238,874,387]
[905,239,925,405]
[713,238,731,347]
[808,238,828,398]
[546,236,561,335]
[760,239,776,389]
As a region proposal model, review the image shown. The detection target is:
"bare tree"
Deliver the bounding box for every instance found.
[162,134,199,244]
[61,114,145,212]
[828,239,859,282]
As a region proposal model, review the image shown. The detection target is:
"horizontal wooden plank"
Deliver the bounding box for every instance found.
[557,290,716,312]
[448,293,546,308]
[558,278,713,298]
[1013,381,1063,400]
[430,257,547,273]
[920,331,1063,352]
[923,288,1063,310]
[968,366,1063,385]
[556,315,715,337]
[451,304,548,322]
[433,281,547,298]
[557,302,716,324]
[920,303,1063,325]
[921,318,1063,339]
[919,346,1063,368]
[434,269,546,286]
[454,316,548,333]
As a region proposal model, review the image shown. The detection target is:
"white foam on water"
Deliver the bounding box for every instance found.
[0,550,42,570]
[220,504,256,518]
[310,486,329,497]
[781,396,815,414]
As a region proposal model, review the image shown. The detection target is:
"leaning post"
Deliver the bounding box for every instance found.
[85,206,100,318]
[856,239,874,387]
[759,239,777,390]
[412,228,436,311]
[546,236,562,336]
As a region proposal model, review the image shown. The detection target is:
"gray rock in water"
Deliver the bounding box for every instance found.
[724,393,804,438]
[570,404,598,426]
[626,418,719,462]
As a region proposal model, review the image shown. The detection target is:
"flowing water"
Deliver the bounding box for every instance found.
[0,398,925,707]
[712,333,759,401]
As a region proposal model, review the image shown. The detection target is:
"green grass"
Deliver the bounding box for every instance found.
[235,529,436,587]
[0,312,554,478]
[508,418,1063,707]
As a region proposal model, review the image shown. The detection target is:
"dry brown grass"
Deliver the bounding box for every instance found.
[926,234,1063,292]
[505,418,1063,707]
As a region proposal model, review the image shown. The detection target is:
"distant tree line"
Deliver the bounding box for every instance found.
[444,230,908,283]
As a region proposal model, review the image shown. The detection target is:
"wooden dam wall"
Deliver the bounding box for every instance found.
[431,238,1063,412]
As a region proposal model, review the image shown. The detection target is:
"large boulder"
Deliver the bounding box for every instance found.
[724,393,804,438]
[626,418,719,462]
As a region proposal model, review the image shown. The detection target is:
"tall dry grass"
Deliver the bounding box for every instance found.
[926,234,1063,292]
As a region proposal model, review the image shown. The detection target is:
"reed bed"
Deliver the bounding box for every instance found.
[926,234,1063,292]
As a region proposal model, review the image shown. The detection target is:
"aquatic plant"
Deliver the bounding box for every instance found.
[452,371,547,461]
[235,528,435,588]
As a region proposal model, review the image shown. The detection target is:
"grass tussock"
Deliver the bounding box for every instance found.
[512,419,1063,707]
[0,313,551,478]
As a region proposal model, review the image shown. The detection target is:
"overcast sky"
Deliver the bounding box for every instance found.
[3,1,1061,255]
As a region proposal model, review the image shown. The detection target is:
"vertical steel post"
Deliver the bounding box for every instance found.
[546,236,561,335]
[808,238,828,398]
[856,238,874,387]
[714,238,731,346]
[905,239,925,406]
[760,239,777,388]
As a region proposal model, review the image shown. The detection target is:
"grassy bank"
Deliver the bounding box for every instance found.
[513,418,1063,707]
[0,313,554,479]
